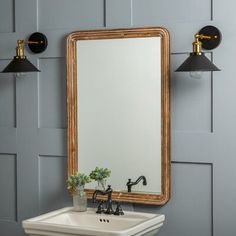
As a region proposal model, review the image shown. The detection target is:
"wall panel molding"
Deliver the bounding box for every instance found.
[0,60,16,128]
[0,128,17,153]
[105,0,132,27]
[132,0,212,25]
[38,0,105,30]
[0,154,17,222]
[38,57,66,129]
[38,155,69,214]
[38,128,66,156]
[0,0,15,33]
[14,0,37,32]
[134,161,213,236]
[164,161,213,236]
[171,161,213,236]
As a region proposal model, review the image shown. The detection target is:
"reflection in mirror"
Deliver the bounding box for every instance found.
[77,37,161,194]
[67,28,170,205]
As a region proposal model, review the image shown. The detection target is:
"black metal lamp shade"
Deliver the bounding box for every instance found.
[1,32,47,73]
[2,56,40,73]
[175,53,220,72]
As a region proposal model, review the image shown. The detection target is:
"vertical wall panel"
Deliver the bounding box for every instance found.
[14,0,37,32]
[0,0,14,33]
[134,162,212,236]
[105,0,132,27]
[38,0,105,30]
[160,162,212,236]
[132,0,212,25]
[38,155,70,214]
[0,154,17,222]
[38,58,66,129]
[0,60,16,127]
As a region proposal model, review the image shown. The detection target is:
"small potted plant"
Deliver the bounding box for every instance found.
[67,172,91,212]
[89,167,111,190]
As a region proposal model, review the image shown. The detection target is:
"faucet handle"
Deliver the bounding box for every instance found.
[96,201,105,214]
[114,202,124,216]
[106,185,113,192]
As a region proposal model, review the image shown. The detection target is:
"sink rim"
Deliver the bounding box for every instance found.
[22,207,165,236]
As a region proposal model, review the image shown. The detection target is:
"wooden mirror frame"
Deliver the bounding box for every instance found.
[66,27,170,205]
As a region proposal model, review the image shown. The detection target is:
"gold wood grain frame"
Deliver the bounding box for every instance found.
[67,27,170,205]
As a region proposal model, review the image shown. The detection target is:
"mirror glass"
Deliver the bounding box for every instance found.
[67,28,170,205]
[77,37,161,194]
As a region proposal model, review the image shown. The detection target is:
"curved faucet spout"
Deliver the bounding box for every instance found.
[126,176,147,192]
[92,190,104,203]
[135,175,147,185]
[92,185,114,214]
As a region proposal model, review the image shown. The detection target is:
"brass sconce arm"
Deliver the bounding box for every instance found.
[15,39,44,59]
[195,34,212,40]
[192,34,218,55]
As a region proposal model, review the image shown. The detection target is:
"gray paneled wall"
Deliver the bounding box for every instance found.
[0,0,234,236]
[38,57,66,129]
[0,154,17,222]
[132,0,213,23]
[134,162,213,236]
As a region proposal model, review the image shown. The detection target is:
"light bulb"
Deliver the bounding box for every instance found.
[14,72,27,78]
[189,71,203,79]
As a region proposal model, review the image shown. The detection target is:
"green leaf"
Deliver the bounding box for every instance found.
[66,172,91,188]
[89,167,111,181]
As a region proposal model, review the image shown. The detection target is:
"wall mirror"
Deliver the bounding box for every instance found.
[67,27,170,205]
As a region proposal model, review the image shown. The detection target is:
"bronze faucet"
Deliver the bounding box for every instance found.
[92,185,114,214]
[126,175,147,192]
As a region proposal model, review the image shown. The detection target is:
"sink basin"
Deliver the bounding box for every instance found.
[22,207,165,236]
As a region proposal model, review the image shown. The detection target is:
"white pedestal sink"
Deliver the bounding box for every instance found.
[22,207,165,236]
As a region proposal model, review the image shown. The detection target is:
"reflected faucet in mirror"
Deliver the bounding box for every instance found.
[92,185,114,214]
[126,176,147,192]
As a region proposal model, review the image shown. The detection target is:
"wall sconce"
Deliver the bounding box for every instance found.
[175,25,221,78]
[1,32,47,74]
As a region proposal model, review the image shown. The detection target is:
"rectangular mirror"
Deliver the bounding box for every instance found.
[67,27,170,205]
